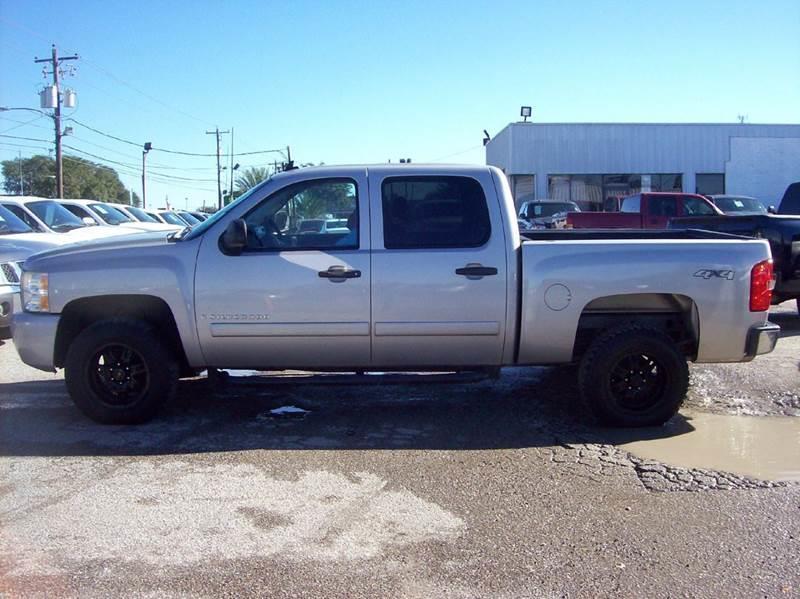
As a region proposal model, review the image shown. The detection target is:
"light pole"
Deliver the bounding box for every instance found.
[228,163,240,205]
[17,151,24,195]
[142,142,151,209]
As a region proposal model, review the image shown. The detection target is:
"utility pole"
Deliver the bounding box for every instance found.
[206,127,230,210]
[34,45,78,199]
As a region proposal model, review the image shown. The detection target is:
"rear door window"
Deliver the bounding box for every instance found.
[648,196,678,216]
[381,176,491,249]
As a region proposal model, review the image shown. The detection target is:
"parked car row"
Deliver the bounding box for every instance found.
[0,195,212,337]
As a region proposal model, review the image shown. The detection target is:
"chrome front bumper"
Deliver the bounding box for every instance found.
[0,286,19,338]
[744,321,781,360]
[11,311,60,372]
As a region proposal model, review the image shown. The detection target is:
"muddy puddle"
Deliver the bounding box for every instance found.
[615,410,800,482]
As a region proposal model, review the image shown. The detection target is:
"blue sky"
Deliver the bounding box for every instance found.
[1,0,799,209]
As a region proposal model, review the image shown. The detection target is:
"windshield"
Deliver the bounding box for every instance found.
[714,197,767,214]
[160,211,188,226]
[0,204,33,234]
[177,211,202,225]
[89,203,134,225]
[125,206,159,223]
[183,179,269,241]
[27,200,86,231]
[529,202,578,218]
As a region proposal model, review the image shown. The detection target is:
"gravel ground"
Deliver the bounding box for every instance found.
[686,302,800,416]
[1,305,799,598]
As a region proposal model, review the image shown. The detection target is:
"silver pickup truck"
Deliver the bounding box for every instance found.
[12,165,780,427]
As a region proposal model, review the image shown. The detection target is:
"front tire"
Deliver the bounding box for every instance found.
[578,325,688,427]
[65,319,178,424]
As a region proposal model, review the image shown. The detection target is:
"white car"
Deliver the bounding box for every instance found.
[108,203,181,231]
[154,209,191,227]
[0,204,69,337]
[59,199,178,233]
[0,196,134,241]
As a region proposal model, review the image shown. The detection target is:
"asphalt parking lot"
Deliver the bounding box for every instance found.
[1,306,799,598]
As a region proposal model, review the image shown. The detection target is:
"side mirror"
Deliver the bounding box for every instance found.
[220,218,247,255]
[82,217,97,226]
[768,205,777,214]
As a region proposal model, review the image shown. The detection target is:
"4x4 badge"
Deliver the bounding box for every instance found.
[693,269,735,280]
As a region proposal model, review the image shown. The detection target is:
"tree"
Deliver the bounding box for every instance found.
[236,166,276,195]
[1,154,138,202]
[1,155,55,197]
[235,167,270,194]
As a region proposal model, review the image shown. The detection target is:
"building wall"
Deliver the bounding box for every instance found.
[486,123,800,207]
[726,137,800,204]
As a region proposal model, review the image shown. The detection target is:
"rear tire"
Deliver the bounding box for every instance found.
[578,325,688,427]
[64,319,178,424]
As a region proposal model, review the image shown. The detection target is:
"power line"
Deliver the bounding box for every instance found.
[66,134,218,170]
[0,141,53,152]
[61,144,218,181]
[0,134,52,143]
[0,145,218,193]
[0,114,51,135]
[66,117,287,157]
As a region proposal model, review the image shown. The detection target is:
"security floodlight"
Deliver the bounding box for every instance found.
[520,106,532,122]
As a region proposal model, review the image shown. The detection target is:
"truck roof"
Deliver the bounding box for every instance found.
[269,163,495,182]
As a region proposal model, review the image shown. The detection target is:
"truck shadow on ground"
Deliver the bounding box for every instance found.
[0,367,696,457]
[771,311,800,339]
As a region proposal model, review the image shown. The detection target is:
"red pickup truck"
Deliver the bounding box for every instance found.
[567,192,723,229]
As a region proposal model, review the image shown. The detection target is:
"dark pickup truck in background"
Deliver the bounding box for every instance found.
[777,182,800,215]
[670,182,800,311]
[669,214,800,310]
[567,192,723,229]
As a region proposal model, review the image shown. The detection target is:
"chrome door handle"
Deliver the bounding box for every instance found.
[318,267,361,279]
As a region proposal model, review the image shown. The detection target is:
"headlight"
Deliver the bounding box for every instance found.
[21,272,49,312]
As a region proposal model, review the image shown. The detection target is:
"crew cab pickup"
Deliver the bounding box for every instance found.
[12,165,779,427]
[567,192,723,229]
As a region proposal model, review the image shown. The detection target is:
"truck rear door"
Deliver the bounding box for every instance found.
[194,173,371,368]
[369,168,508,367]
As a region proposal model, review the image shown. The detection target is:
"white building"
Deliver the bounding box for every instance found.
[485,122,800,211]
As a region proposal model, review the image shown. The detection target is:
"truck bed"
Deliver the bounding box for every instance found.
[517,231,772,365]
[521,228,747,242]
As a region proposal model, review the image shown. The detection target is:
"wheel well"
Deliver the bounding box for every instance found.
[55,295,191,374]
[573,293,699,361]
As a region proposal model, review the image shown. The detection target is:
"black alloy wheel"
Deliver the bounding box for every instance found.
[607,353,668,412]
[88,343,151,407]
